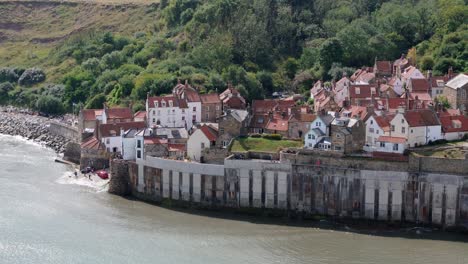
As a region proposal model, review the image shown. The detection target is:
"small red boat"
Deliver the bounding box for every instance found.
[96,170,109,179]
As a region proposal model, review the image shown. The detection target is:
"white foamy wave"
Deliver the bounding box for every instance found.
[56,171,109,192]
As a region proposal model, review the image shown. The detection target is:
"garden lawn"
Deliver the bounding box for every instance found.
[231,137,302,153]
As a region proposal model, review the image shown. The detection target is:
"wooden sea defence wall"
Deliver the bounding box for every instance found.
[110,154,468,230]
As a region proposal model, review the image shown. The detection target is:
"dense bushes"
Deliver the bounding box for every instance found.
[18,68,46,86]
[35,96,64,115]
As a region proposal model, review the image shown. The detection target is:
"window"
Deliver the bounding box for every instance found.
[152,110,155,115]
[205,113,209,120]
[157,110,161,115]
[220,128,224,133]
[355,88,360,94]
[182,109,185,113]
[192,115,196,122]
[369,128,374,133]
[411,129,413,133]
[206,106,210,111]
[154,101,158,107]
[172,109,175,113]
[308,134,312,139]
[336,134,341,138]
[162,101,166,107]
[376,130,379,134]
[137,150,141,159]
[216,105,220,110]
[137,140,142,148]
[152,118,156,123]
[308,143,312,147]
[393,144,399,151]
[316,121,321,126]
[334,146,342,151]
[182,116,185,121]
[401,127,405,133]
[193,107,196,112]
[312,135,316,139]
[380,142,385,148]
[201,142,205,149]
[169,100,173,107]
[391,125,395,132]
[106,138,110,144]
[370,120,373,125]
[222,141,228,147]
[401,119,404,124]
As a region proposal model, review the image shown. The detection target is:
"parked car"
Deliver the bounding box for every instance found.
[96,170,109,180]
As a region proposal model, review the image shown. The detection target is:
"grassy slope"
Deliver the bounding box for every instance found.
[0,0,160,80]
[231,137,303,153]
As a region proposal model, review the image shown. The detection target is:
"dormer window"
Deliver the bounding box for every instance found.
[371,87,376,94]
[169,100,173,107]
[162,101,166,107]
[154,101,158,108]
[355,88,360,95]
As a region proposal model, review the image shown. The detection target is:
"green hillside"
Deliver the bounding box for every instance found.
[0,0,466,114]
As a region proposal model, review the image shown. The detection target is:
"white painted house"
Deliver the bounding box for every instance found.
[364,114,394,148]
[374,136,406,154]
[121,128,140,160]
[389,108,441,148]
[187,125,218,162]
[99,122,146,155]
[304,114,334,149]
[146,96,192,128]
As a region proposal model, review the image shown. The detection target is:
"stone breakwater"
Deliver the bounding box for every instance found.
[0,110,71,153]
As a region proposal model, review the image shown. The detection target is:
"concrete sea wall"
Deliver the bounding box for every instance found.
[110,154,468,230]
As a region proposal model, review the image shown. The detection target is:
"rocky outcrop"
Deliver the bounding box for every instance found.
[0,108,72,153]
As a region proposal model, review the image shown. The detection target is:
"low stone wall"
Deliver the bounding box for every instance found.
[409,155,468,175]
[48,121,79,142]
[63,142,81,164]
[108,160,131,196]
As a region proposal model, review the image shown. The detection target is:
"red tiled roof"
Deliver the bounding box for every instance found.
[173,82,201,102]
[387,98,413,111]
[404,110,440,127]
[168,143,186,152]
[377,136,406,144]
[81,136,105,150]
[406,92,432,102]
[223,96,245,109]
[99,122,146,138]
[341,105,369,120]
[439,115,468,133]
[349,84,376,99]
[144,138,168,145]
[266,116,289,132]
[147,96,188,108]
[374,114,395,132]
[106,107,133,119]
[410,78,430,92]
[290,112,316,123]
[200,125,218,141]
[200,93,221,104]
[82,109,103,121]
[376,61,392,74]
[252,100,278,113]
[134,111,146,119]
[430,76,447,87]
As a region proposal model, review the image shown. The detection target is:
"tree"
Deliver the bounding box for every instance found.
[85,93,106,109]
[434,95,451,109]
[35,96,64,115]
[319,38,343,70]
[18,68,46,86]
[419,56,434,71]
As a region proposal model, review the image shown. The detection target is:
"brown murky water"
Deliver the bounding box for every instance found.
[1,134,467,264]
